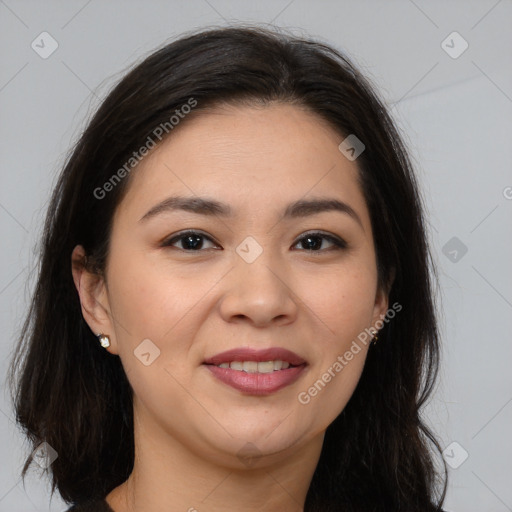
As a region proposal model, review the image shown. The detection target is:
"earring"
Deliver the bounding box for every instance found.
[371,329,379,346]
[97,333,111,348]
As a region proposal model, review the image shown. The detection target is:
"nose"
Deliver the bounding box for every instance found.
[218,253,299,328]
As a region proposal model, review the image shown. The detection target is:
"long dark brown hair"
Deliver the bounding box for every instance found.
[8,24,447,511]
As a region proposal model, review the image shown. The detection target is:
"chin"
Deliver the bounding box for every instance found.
[198,420,312,468]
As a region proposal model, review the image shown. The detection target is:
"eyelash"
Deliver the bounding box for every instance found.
[161,230,347,253]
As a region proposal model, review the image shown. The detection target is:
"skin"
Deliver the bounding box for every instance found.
[72,103,390,512]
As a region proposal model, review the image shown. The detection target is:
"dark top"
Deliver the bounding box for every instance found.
[66,499,114,511]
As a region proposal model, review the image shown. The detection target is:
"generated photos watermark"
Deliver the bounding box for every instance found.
[297,301,402,405]
[93,97,197,200]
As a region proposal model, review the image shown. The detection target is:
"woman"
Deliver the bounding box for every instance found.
[8,25,448,511]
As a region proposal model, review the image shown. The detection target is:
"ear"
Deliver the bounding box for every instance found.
[371,267,395,330]
[371,286,389,329]
[71,245,119,354]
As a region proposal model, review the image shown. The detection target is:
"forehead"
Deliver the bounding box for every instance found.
[115,103,370,230]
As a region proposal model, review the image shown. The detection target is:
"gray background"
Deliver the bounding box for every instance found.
[1,1,511,510]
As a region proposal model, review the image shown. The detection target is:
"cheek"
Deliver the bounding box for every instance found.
[291,265,375,422]
[294,263,377,342]
[106,245,209,341]
[105,250,209,409]
[297,350,368,439]
[295,289,372,432]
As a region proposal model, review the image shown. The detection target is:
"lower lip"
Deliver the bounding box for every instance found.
[205,364,306,395]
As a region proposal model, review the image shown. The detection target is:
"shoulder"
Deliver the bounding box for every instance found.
[65,498,114,511]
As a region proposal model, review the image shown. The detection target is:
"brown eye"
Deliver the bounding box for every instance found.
[162,231,219,251]
[292,232,347,252]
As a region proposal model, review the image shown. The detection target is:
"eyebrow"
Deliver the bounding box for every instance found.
[139,195,364,229]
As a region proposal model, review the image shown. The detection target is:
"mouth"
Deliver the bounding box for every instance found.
[211,360,296,372]
[203,347,307,395]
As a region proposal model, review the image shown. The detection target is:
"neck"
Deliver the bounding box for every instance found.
[106,400,323,512]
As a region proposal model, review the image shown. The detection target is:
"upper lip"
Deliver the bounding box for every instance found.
[203,347,306,366]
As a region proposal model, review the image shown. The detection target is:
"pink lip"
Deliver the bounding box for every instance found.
[203,347,307,396]
[205,365,306,395]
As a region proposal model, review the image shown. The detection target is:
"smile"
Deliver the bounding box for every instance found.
[203,347,307,395]
[216,360,292,372]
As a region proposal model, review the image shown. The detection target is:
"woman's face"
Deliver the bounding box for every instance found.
[86,103,389,468]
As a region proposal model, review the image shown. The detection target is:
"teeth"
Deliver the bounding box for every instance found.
[243,361,258,373]
[257,361,275,373]
[215,360,294,372]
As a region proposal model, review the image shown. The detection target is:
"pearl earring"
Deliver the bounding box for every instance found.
[96,333,111,348]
